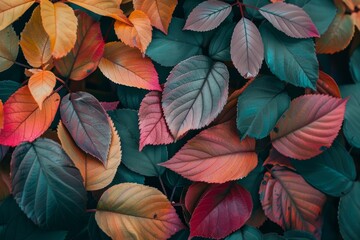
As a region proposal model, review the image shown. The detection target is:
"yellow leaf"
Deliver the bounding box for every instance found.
[20,7,52,68]
[40,0,78,59]
[0,0,35,31]
[133,0,177,34]
[0,26,19,72]
[28,70,56,110]
[67,0,131,25]
[95,183,184,240]
[57,118,122,191]
[114,10,152,53]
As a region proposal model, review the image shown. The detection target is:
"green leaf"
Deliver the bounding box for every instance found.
[237,76,290,139]
[108,109,168,176]
[146,18,204,67]
[284,230,316,240]
[110,164,145,186]
[259,22,318,89]
[349,47,360,83]
[338,182,360,240]
[225,225,263,240]
[291,140,356,196]
[116,84,148,110]
[208,22,235,61]
[243,0,269,20]
[11,138,87,229]
[0,80,20,102]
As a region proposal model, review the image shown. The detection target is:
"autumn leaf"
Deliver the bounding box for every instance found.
[28,70,56,109]
[0,0,35,31]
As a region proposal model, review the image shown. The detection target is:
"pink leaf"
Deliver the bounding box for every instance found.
[100,101,119,111]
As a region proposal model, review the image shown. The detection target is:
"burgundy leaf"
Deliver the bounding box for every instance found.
[100,101,119,111]
[185,182,211,214]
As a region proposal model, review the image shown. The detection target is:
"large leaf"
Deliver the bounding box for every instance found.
[189,182,253,239]
[259,22,318,89]
[291,140,356,197]
[133,0,177,34]
[60,91,111,165]
[184,0,232,32]
[231,18,264,79]
[11,138,87,228]
[237,76,290,139]
[162,55,229,139]
[139,91,174,150]
[208,22,235,61]
[0,0,35,31]
[95,183,184,239]
[99,42,161,91]
[0,86,59,146]
[109,109,168,176]
[146,18,204,67]
[259,167,326,239]
[58,118,121,191]
[160,122,258,183]
[270,94,347,160]
[20,7,51,68]
[40,0,78,59]
[54,12,104,81]
[0,26,19,72]
[28,70,56,109]
[338,182,360,240]
[349,46,360,83]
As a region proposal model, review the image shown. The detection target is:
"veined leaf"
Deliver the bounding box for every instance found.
[160,122,258,183]
[99,42,161,91]
[270,94,347,160]
[259,167,326,239]
[28,70,56,110]
[40,0,78,59]
[0,86,59,146]
[54,12,104,81]
[0,26,19,72]
[231,18,264,79]
[259,2,319,38]
[189,182,253,239]
[162,55,229,139]
[133,0,177,34]
[11,138,87,228]
[95,183,184,239]
[60,91,112,165]
[20,7,51,68]
[0,0,35,31]
[184,0,232,32]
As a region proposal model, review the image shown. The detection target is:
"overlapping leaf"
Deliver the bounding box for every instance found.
[349,47,360,83]
[0,26,19,72]
[0,0,35,31]
[208,22,235,61]
[314,71,341,97]
[185,182,211,214]
[28,70,56,109]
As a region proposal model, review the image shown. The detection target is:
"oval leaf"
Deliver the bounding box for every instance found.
[11,138,87,228]
[60,91,111,165]
[99,42,161,91]
[0,86,60,146]
[270,94,347,160]
[0,0,35,31]
[162,55,229,139]
[95,183,184,239]
[160,122,258,183]
[28,70,56,109]
[0,26,19,72]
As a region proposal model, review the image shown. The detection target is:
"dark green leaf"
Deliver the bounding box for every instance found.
[225,225,263,240]
[208,22,235,61]
[88,214,110,240]
[0,80,20,102]
[349,47,360,83]
[116,85,148,110]
[110,164,145,186]
[243,0,269,20]
[284,230,316,240]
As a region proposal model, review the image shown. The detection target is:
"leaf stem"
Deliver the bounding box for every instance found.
[13,61,32,69]
[56,76,71,93]
[158,175,168,196]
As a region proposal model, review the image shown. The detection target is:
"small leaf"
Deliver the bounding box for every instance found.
[11,138,87,228]
[99,42,161,91]
[160,122,258,183]
[0,0,35,31]
[95,183,184,239]
[60,91,111,165]
[114,10,152,53]
[162,55,229,139]
[0,26,19,72]
[231,18,264,79]
[259,2,319,38]
[100,101,119,111]
[184,0,232,32]
[189,182,253,239]
[263,148,294,171]
[316,71,341,97]
[0,86,60,146]
[40,0,78,59]
[28,70,56,109]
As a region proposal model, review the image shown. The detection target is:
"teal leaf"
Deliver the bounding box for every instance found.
[259,22,318,89]
[110,164,145,186]
[208,22,235,61]
[0,80,20,102]
[11,138,87,229]
[349,47,360,83]
[237,76,290,139]
[243,0,269,20]
[284,230,316,240]
[225,225,263,240]
[117,85,148,110]
[108,109,168,176]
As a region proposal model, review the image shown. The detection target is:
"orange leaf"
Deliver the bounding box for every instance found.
[99,42,161,90]
[20,6,52,68]
[40,0,78,58]
[0,86,60,146]
[114,10,152,53]
[133,0,177,34]
[0,0,35,31]
[28,70,56,109]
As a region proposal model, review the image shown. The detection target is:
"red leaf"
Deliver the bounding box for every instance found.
[270,94,347,160]
[138,91,174,151]
[189,182,253,239]
[185,182,211,214]
[259,166,326,239]
[263,148,295,170]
